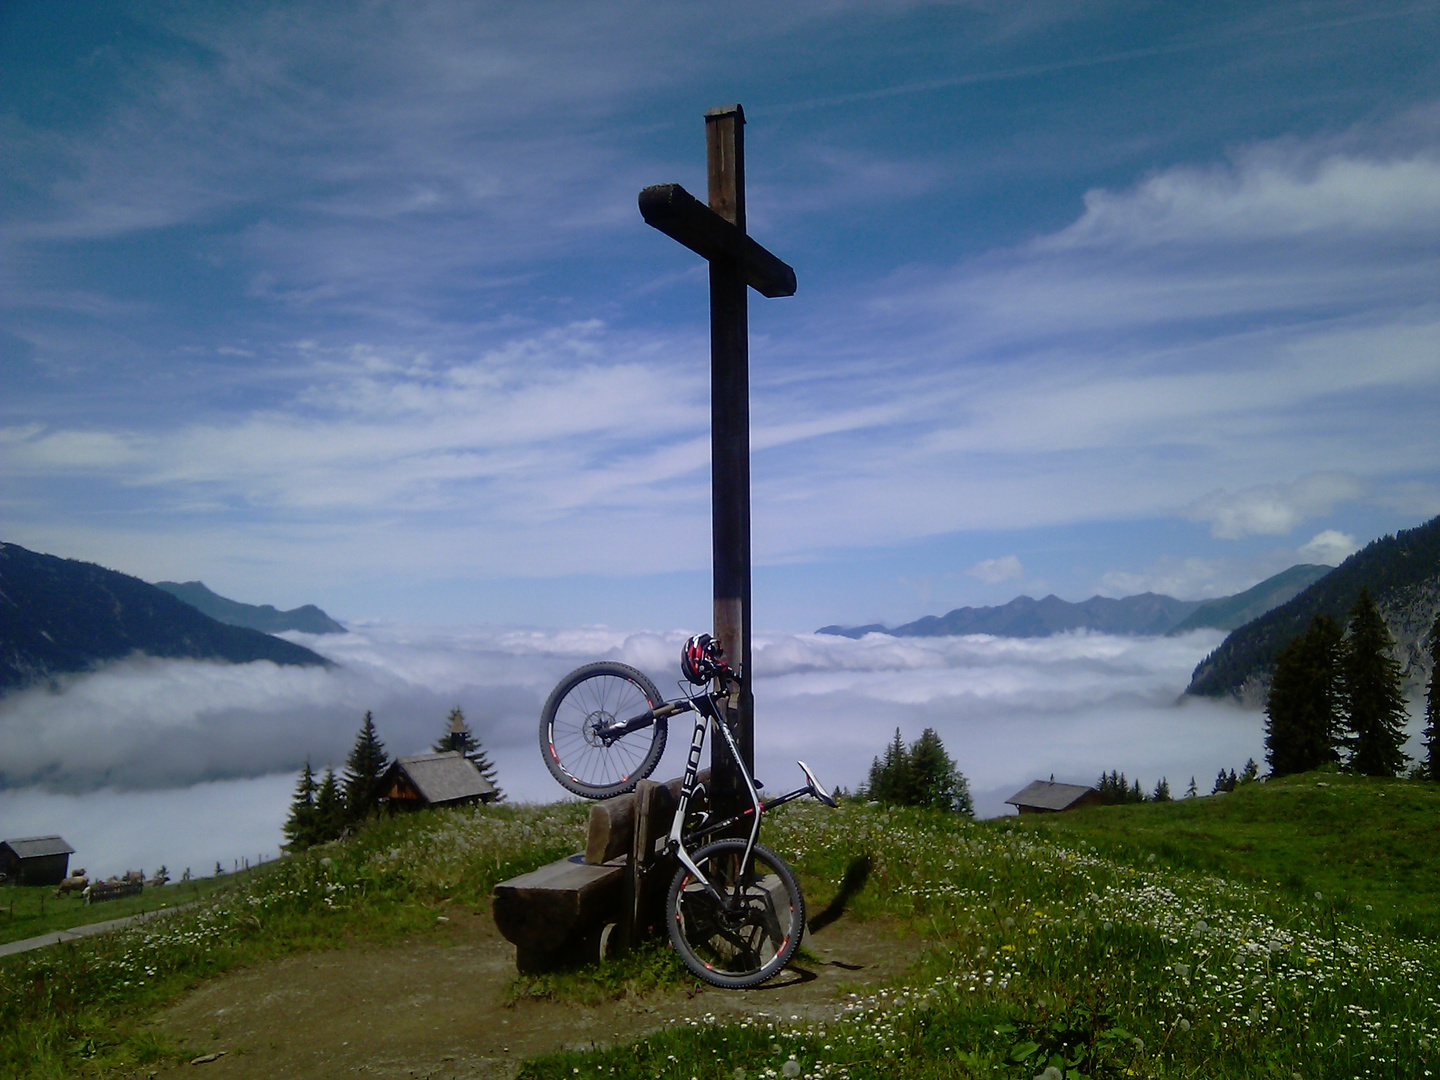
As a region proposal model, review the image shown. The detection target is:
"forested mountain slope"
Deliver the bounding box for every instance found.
[1186,515,1440,701]
[0,542,330,693]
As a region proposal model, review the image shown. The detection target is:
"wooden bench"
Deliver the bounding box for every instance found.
[492,771,707,972]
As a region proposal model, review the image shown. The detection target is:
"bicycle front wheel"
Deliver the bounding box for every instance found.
[539,661,667,798]
[666,839,804,989]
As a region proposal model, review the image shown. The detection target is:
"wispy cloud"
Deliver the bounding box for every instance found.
[4,4,1439,618]
[1184,473,1367,539]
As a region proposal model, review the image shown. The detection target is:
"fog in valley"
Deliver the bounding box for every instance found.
[7,623,1419,879]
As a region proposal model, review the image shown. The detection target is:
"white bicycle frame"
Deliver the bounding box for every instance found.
[662,680,834,903]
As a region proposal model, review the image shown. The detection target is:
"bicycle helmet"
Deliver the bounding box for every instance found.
[681,632,726,685]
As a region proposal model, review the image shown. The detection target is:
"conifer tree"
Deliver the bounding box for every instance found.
[1097,770,1144,804]
[1185,776,1198,798]
[1152,777,1171,802]
[1340,589,1409,777]
[908,727,974,814]
[342,711,391,822]
[1264,614,1342,777]
[1240,758,1259,784]
[1425,611,1440,783]
[1212,768,1238,794]
[283,758,318,850]
[864,728,972,814]
[432,706,503,799]
[866,728,914,805]
[314,768,344,842]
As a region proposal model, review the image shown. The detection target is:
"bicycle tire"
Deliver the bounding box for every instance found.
[666,838,804,989]
[539,661,667,799]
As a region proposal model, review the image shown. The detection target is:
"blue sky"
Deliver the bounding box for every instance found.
[4,1,1439,632]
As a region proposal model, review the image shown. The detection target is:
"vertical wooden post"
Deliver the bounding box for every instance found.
[705,104,754,817]
[625,778,661,948]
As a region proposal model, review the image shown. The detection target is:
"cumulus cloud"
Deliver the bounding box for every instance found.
[1045,148,1440,250]
[966,555,1023,584]
[1298,529,1360,565]
[1183,472,1366,539]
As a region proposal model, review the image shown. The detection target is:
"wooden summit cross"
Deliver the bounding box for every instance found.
[639,104,796,816]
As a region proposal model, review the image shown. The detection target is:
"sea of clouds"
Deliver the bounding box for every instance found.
[4,623,1425,880]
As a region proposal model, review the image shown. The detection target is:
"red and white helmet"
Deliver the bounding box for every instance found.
[681,633,728,685]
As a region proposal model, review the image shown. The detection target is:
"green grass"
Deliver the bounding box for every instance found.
[505,935,693,1006]
[999,772,1440,938]
[521,775,1440,1080]
[0,875,238,947]
[0,800,590,1079]
[5,775,1439,1080]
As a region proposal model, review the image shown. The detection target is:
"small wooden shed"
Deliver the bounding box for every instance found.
[0,835,75,886]
[382,751,496,809]
[1005,780,1105,815]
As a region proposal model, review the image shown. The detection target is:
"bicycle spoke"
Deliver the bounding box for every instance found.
[540,661,668,798]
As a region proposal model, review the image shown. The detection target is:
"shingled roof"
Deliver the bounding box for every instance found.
[1,836,75,859]
[385,751,496,807]
[1004,780,1100,813]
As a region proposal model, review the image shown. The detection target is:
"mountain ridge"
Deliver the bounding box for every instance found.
[155,580,345,635]
[0,542,331,693]
[1166,564,1331,634]
[818,565,1330,640]
[1185,515,1440,701]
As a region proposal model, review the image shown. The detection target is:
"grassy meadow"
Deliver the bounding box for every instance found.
[1,774,1436,1079]
[0,875,239,948]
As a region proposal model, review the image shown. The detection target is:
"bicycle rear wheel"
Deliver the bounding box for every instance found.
[666,839,804,989]
[539,661,667,798]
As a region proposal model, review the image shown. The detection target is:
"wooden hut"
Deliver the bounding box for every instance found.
[382,751,496,810]
[0,835,75,886]
[1004,780,1105,815]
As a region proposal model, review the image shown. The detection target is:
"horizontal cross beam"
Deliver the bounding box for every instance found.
[638,183,797,299]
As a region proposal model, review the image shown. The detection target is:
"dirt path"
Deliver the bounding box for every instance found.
[150,911,914,1080]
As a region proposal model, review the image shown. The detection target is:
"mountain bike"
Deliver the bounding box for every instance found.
[538,634,838,988]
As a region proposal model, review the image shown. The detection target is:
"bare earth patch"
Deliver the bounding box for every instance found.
[149,911,913,1079]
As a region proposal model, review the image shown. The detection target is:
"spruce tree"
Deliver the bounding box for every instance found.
[1425,611,1440,783]
[314,768,344,842]
[1097,770,1121,803]
[1264,615,1342,777]
[342,711,391,822]
[432,707,503,799]
[909,728,973,815]
[1185,776,1198,798]
[864,728,972,814]
[283,758,318,850]
[1240,758,1259,784]
[866,728,913,805]
[1152,777,1171,802]
[1341,589,1409,777]
[1212,768,1238,794]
